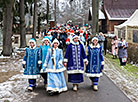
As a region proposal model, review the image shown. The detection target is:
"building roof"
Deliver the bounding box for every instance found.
[115,9,138,28]
[104,0,138,20]
[89,7,105,20]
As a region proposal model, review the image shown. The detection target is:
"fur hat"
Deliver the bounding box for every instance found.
[48,32,51,35]
[52,38,59,46]
[91,37,98,42]
[72,34,79,39]
[29,38,36,45]
[80,30,83,36]
[42,36,51,43]
[70,30,74,35]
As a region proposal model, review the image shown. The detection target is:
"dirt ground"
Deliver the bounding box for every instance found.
[0,71,20,83]
[0,57,22,83]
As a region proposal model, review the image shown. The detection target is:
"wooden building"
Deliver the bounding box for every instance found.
[114,10,138,44]
[103,0,138,33]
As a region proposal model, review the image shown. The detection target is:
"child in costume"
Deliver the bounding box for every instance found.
[22,38,41,91]
[42,38,67,95]
[40,36,51,89]
[64,35,88,91]
[85,37,104,91]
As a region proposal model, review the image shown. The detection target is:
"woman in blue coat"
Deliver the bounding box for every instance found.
[42,39,67,95]
[85,37,104,91]
[22,38,41,91]
[118,38,128,66]
[40,36,51,89]
[64,35,88,91]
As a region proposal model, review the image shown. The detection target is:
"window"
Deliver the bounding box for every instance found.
[133,30,138,43]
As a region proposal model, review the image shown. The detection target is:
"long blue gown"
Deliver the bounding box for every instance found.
[43,48,67,92]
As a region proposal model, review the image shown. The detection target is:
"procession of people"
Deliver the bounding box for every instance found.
[22,23,128,96]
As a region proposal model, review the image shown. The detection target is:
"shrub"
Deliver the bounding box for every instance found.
[127,43,138,64]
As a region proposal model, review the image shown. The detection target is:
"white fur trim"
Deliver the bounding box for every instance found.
[90,44,100,48]
[29,45,36,49]
[71,41,79,45]
[66,41,70,44]
[52,38,59,46]
[67,70,84,74]
[40,69,46,73]
[101,61,105,65]
[92,37,98,42]
[47,86,68,93]
[29,39,36,46]
[72,35,79,39]
[43,63,47,67]
[84,58,88,64]
[40,69,45,73]
[29,39,36,43]
[85,73,103,77]
[48,32,51,35]
[38,60,42,64]
[42,38,50,42]
[22,61,26,64]
[64,59,68,63]
[80,33,83,36]
[40,67,66,73]
[23,75,40,79]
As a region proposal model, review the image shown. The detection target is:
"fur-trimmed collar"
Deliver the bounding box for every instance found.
[90,43,100,48]
[44,43,49,46]
[53,47,59,50]
[29,45,36,49]
[71,41,79,45]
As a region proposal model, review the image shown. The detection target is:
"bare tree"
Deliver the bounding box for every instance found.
[46,0,49,30]
[3,0,14,56]
[92,0,99,35]
[33,0,38,39]
[20,0,26,48]
[54,0,56,25]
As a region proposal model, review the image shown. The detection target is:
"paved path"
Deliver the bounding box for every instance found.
[31,39,131,102]
[31,74,131,102]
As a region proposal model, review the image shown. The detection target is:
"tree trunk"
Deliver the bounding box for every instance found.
[92,0,99,35]
[33,0,38,39]
[20,0,26,48]
[38,14,40,35]
[3,0,14,56]
[46,0,49,30]
[54,0,56,25]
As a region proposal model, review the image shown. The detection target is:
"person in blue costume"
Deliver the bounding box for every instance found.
[40,36,51,89]
[47,31,53,41]
[85,37,104,91]
[22,38,41,91]
[64,35,88,91]
[42,38,67,95]
[79,31,85,49]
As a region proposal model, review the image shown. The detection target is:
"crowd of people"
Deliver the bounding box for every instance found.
[111,36,128,66]
[22,23,105,96]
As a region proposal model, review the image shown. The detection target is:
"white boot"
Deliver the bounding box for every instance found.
[93,85,98,91]
[28,86,33,91]
[73,84,78,91]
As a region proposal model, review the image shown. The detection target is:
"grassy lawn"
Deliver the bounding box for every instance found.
[104,53,138,79]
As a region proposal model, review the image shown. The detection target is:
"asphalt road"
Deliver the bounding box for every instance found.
[31,74,131,102]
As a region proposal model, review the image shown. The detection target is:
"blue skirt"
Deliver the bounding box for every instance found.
[68,73,84,83]
[47,72,67,93]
